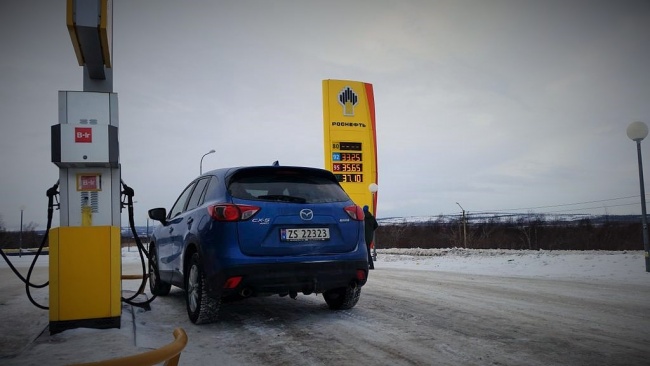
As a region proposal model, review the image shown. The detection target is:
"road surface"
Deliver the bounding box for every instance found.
[2,257,649,365]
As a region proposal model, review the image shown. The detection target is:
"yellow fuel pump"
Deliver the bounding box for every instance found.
[49,92,122,334]
[48,0,121,334]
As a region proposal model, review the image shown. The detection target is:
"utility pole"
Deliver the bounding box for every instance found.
[456,202,467,248]
[19,207,24,257]
[627,121,650,272]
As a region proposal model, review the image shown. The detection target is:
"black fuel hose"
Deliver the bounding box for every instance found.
[1,179,159,310]
[0,181,59,310]
[120,180,158,308]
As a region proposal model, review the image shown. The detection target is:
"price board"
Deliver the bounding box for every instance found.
[323,80,378,214]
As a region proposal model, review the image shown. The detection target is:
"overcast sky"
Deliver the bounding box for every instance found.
[1,0,649,230]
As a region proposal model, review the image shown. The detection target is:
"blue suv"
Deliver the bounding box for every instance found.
[147,165,369,324]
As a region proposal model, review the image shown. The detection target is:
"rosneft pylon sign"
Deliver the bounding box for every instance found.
[323,79,378,214]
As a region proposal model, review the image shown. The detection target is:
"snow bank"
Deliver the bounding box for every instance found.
[4,247,647,286]
[375,248,649,285]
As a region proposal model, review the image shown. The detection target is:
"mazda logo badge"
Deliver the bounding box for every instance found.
[299,209,314,221]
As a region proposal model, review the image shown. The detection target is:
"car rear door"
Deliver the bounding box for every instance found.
[229,167,362,256]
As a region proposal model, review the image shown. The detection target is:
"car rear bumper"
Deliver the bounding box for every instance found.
[206,259,369,298]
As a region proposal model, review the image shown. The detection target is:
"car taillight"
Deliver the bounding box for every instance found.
[207,204,260,221]
[356,269,367,281]
[223,276,243,289]
[344,204,364,221]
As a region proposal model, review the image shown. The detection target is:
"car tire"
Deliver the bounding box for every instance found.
[186,252,220,324]
[323,284,361,310]
[148,244,171,296]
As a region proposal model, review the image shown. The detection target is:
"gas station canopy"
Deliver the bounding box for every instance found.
[66,0,112,79]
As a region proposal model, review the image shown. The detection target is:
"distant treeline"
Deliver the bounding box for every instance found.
[0,222,43,250]
[0,215,645,251]
[0,228,148,249]
[375,215,645,251]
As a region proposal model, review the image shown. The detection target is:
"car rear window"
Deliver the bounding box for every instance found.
[228,168,350,204]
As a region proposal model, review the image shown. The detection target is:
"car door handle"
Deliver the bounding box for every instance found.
[187,217,194,224]
[169,227,174,234]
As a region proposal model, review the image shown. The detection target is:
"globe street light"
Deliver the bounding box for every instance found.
[368,183,379,203]
[200,149,216,175]
[627,121,650,272]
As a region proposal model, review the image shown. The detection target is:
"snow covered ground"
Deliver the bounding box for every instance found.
[6,246,646,284]
[378,247,647,284]
[1,248,649,365]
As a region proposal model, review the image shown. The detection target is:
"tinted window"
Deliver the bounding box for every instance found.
[203,176,220,202]
[229,168,349,203]
[168,183,195,218]
[186,178,209,211]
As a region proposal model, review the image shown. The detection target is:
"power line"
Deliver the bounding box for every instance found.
[443,202,646,221]
[540,201,644,214]
[470,195,640,214]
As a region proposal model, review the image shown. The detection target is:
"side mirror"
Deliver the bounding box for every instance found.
[148,207,168,225]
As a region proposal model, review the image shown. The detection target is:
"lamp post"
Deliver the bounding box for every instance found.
[369,183,379,261]
[200,149,216,175]
[627,121,650,272]
[19,206,25,257]
[456,202,467,248]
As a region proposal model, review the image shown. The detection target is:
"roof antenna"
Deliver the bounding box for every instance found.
[272,160,279,166]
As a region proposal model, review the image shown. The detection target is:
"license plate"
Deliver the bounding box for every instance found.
[281,228,330,241]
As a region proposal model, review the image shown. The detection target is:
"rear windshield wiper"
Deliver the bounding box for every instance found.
[257,194,307,203]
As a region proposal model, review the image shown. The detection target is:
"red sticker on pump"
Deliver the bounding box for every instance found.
[78,175,101,191]
[75,127,92,143]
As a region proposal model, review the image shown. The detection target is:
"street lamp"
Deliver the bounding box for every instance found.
[456,202,467,248]
[368,183,379,260]
[627,121,650,272]
[19,206,25,257]
[200,149,216,175]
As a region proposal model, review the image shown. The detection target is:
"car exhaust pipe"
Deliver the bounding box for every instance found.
[240,287,253,297]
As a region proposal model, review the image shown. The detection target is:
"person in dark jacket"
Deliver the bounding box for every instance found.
[363,205,378,269]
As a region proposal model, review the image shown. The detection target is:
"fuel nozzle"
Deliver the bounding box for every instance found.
[121,179,135,197]
[120,179,135,210]
[46,180,59,198]
[46,180,60,211]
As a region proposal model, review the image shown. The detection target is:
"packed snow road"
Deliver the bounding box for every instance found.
[136,264,649,365]
[2,251,649,365]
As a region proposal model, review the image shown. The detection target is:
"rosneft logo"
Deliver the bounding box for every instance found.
[338,86,358,116]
